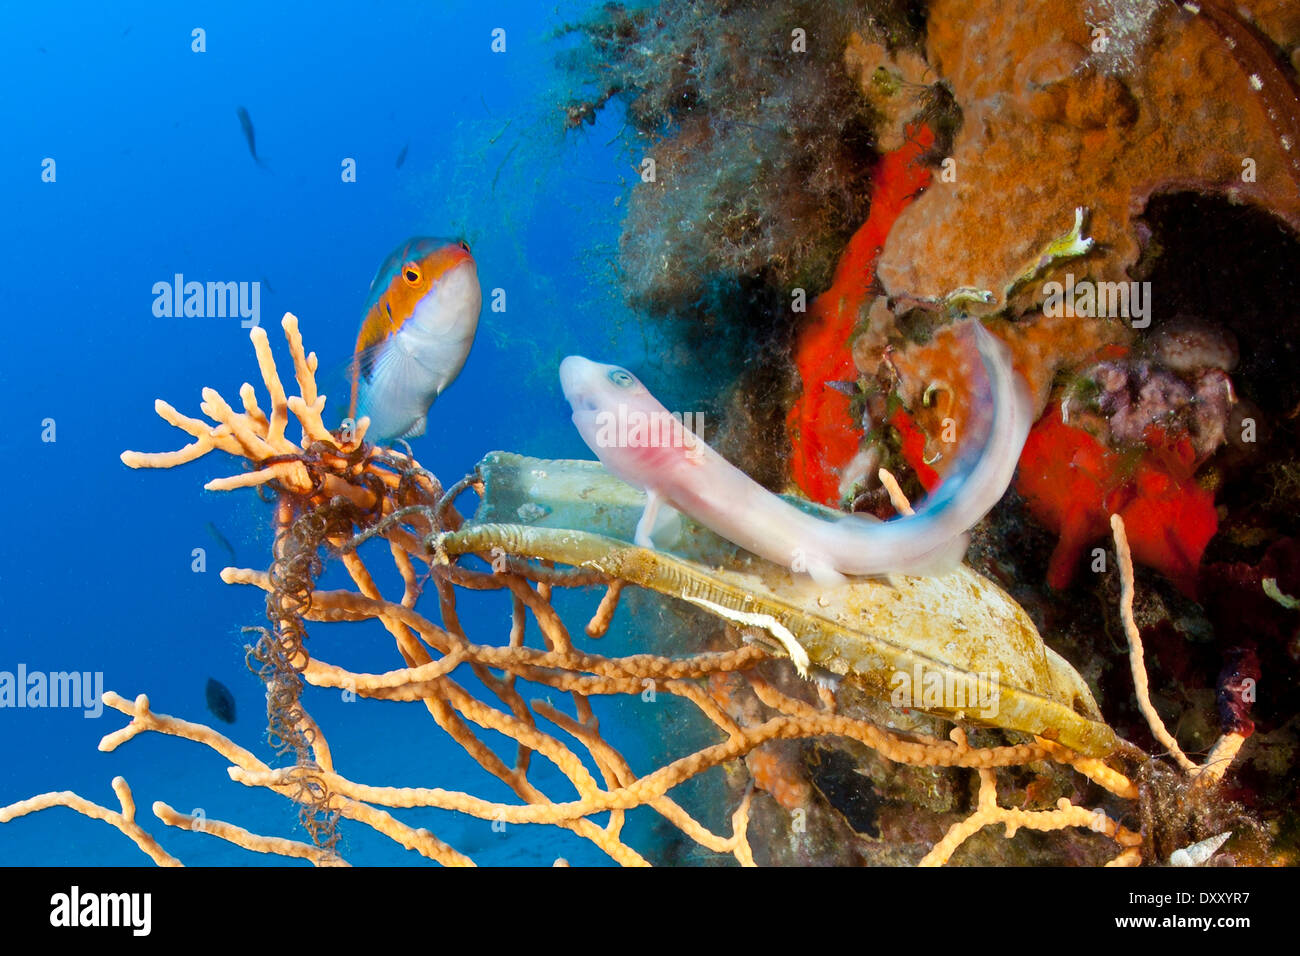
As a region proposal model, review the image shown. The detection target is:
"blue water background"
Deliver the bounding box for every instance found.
[0,0,694,865]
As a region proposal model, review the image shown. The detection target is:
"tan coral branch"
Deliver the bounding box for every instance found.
[920,732,1143,866]
[152,801,346,866]
[1111,514,1198,773]
[0,777,180,866]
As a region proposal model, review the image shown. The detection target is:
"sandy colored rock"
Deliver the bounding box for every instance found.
[843,33,934,151]
[875,0,1300,309]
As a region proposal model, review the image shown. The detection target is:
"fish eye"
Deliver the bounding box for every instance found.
[402,263,422,285]
[608,368,635,388]
[457,239,470,252]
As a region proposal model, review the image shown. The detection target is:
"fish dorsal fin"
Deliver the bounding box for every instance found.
[904,532,970,577]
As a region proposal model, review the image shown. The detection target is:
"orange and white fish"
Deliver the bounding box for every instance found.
[348,237,482,442]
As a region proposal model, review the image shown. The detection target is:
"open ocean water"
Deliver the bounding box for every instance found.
[0,0,672,866]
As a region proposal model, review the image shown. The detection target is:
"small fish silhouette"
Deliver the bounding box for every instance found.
[205,678,236,724]
[395,141,409,168]
[236,106,265,168]
[204,521,237,564]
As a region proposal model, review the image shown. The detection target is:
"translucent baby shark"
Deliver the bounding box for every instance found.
[559,320,1034,586]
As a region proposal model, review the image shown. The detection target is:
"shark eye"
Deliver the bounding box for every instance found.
[608,368,636,388]
[402,263,422,285]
